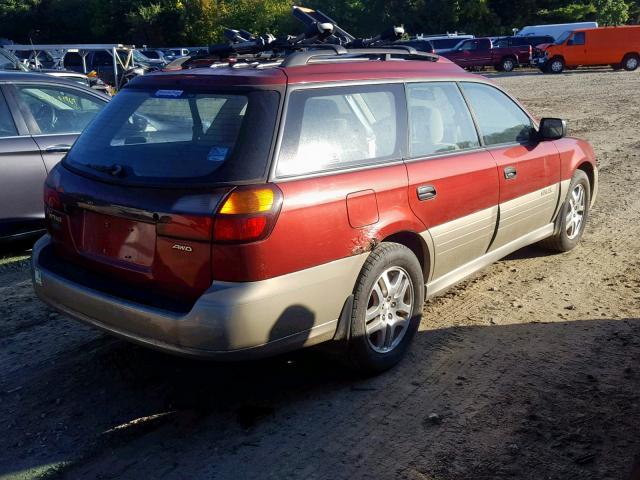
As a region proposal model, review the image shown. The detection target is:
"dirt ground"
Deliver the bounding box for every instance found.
[1,69,639,480]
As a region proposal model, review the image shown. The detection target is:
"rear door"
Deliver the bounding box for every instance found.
[9,82,106,171]
[404,82,499,280]
[460,82,561,251]
[0,85,48,237]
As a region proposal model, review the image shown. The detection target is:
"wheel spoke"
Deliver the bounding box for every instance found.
[394,275,409,300]
[366,303,383,324]
[367,317,385,335]
[566,217,575,236]
[565,211,573,226]
[382,324,394,349]
[396,300,411,317]
[379,273,392,297]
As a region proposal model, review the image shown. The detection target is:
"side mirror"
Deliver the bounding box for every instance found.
[539,118,567,140]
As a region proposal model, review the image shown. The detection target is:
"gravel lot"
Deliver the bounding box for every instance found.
[1,69,639,480]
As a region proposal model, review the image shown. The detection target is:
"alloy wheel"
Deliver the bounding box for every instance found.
[365,267,414,354]
[566,183,586,239]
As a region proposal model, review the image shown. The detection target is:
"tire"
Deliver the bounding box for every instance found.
[347,242,424,374]
[539,170,591,252]
[622,53,639,71]
[549,57,565,74]
[499,56,516,72]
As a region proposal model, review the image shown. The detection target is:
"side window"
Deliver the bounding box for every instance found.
[461,82,533,146]
[16,85,105,135]
[459,40,477,51]
[568,32,585,46]
[407,82,479,157]
[277,85,403,177]
[0,91,18,137]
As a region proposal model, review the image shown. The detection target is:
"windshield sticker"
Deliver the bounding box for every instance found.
[154,89,184,98]
[207,146,229,162]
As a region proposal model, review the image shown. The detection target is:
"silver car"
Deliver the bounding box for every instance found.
[0,71,108,240]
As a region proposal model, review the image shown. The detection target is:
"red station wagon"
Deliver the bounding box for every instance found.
[32,47,598,372]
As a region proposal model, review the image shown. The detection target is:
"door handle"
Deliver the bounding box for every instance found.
[44,144,71,153]
[417,185,437,201]
[504,166,517,180]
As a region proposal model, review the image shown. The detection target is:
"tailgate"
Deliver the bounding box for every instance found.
[46,166,232,305]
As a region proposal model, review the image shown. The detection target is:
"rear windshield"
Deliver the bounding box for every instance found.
[64,88,280,185]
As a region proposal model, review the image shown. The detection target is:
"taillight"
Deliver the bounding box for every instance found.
[213,185,283,243]
[44,184,62,210]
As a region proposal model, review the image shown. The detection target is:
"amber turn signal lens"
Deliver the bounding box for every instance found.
[219,188,275,215]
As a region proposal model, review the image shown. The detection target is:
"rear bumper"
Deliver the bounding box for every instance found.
[32,236,367,359]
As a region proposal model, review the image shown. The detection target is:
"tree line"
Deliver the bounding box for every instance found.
[1,0,637,47]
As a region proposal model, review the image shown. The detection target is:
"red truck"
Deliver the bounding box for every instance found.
[440,37,532,72]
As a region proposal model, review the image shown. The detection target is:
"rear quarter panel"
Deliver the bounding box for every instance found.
[212,164,425,282]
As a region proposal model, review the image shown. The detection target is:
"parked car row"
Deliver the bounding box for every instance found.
[533,25,640,73]
[409,23,639,74]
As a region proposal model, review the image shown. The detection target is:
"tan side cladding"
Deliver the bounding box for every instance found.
[33,235,369,357]
[194,253,369,351]
[427,206,499,280]
[490,184,559,251]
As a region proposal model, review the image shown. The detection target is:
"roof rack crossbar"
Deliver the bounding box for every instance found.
[281,46,439,67]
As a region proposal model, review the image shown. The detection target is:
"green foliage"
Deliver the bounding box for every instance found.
[0,0,638,46]
[594,0,630,24]
[538,3,597,23]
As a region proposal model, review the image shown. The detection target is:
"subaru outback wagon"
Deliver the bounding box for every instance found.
[32,48,597,372]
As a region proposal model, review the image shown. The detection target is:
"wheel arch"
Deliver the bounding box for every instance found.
[380,230,432,283]
[576,160,596,206]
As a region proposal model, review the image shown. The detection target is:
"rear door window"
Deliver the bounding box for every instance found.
[65,88,280,184]
[276,84,404,177]
[0,90,18,137]
[15,85,105,135]
[461,82,533,146]
[407,82,479,157]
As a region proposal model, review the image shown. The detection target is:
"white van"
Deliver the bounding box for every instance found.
[516,22,598,40]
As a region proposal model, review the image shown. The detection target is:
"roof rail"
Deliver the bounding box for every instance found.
[281,46,439,67]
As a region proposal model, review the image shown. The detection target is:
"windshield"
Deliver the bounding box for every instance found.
[555,31,574,44]
[65,88,280,185]
[132,50,151,62]
[0,49,28,71]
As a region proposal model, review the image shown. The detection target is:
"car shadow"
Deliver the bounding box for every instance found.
[1,315,639,479]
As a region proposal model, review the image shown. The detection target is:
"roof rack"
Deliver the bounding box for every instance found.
[183,6,440,71]
[281,46,439,67]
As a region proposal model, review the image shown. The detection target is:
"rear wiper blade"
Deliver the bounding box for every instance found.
[85,163,125,177]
